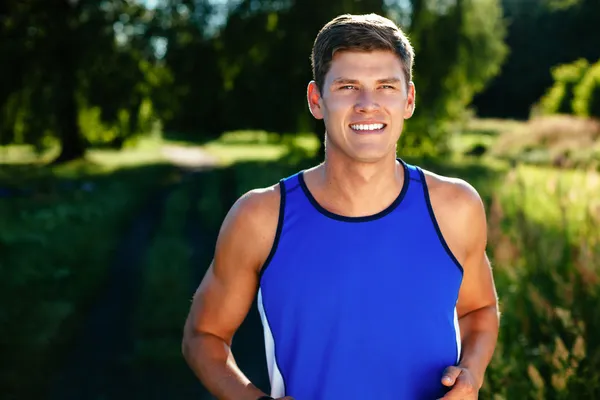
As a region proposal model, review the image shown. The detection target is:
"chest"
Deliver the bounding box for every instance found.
[261,222,463,319]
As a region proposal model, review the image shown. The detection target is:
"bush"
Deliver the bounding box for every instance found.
[492,115,600,168]
[573,61,600,119]
[483,167,600,399]
[539,59,590,115]
[0,164,171,398]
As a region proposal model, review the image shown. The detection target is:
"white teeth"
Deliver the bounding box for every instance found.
[350,123,384,131]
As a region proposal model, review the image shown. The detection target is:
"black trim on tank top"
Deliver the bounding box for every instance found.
[417,167,465,275]
[298,159,410,223]
[259,180,286,280]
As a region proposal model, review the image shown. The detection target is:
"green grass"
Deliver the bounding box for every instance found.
[202,131,320,165]
[132,183,192,367]
[3,122,599,398]
[481,166,600,399]
[449,118,521,157]
[0,134,170,167]
[496,164,600,234]
[0,143,175,399]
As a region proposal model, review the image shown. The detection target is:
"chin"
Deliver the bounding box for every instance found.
[346,149,393,163]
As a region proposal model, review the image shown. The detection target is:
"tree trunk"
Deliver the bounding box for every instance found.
[52,2,85,164]
[53,75,85,163]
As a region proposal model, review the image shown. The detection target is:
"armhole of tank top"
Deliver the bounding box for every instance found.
[258,179,286,281]
[416,167,465,276]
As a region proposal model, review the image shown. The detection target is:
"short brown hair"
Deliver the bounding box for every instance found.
[311,13,414,93]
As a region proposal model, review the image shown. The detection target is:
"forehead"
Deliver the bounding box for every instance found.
[325,50,405,84]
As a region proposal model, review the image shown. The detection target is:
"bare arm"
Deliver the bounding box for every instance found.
[454,194,499,389]
[182,186,280,400]
[433,178,499,398]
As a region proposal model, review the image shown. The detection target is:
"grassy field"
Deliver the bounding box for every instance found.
[0,146,175,398]
[1,118,599,399]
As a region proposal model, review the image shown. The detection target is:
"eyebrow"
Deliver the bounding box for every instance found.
[331,77,403,86]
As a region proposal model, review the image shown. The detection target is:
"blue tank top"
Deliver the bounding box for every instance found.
[257,159,463,400]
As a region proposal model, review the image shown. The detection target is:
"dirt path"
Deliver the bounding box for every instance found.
[162,166,271,398]
[48,146,220,399]
[48,185,174,399]
[47,147,271,399]
[161,145,220,171]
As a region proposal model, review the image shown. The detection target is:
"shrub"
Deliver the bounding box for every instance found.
[539,59,590,115]
[573,61,600,119]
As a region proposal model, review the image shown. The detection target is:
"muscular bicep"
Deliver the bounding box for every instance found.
[456,251,497,319]
[184,187,279,344]
[456,193,498,320]
[188,259,259,345]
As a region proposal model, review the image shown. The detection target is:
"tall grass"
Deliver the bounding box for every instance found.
[483,166,600,399]
[0,154,173,398]
[491,116,600,169]
[132,183,192,368]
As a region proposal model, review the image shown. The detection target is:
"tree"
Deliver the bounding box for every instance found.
[212,0,506,156]
[473,0,600,119]
[539,59,590,115]
[392,0,507,154]
[0,0,161,162]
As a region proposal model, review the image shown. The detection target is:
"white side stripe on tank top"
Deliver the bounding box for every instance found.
[257,289,286,397]
[453,306,462,363]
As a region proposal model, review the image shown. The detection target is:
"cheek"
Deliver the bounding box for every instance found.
[323,96,355,119]
[380,94,407,109]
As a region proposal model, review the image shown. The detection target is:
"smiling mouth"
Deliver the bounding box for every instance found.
[349,123,387,133]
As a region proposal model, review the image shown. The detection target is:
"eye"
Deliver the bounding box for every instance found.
[380,85,396,90]
[340,85,357,90]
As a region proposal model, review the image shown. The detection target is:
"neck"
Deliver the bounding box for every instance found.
[316,148,404,215]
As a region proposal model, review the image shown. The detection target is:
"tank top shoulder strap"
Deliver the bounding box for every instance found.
[280,171,301,194]
[278,170,310,213]
[399,158,424,184]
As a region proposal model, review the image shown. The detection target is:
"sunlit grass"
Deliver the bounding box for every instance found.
[202,131,320,165]
[0,135,169,173]
[465,118,525,134]
[0,144,59,164]
[482,164,600,399]
[497,164,600,235]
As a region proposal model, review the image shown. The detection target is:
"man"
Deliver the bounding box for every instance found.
[182,13,499,400]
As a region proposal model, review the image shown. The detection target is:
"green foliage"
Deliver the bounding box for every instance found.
[132,183,191,365]
[396,0,508,152]
[0,0,167,160]
[473,0,600,119]
[540,59,590,115]
[0,0,510,158]
[481,166,600,398]
[573,61,600,119]
[491,115,600,170]
[0,162,171,398]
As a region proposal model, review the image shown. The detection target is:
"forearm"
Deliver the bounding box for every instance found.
[182,331,267,400]
[458,305,499,389]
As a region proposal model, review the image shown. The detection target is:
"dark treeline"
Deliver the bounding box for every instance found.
[0,0,598,162]
[473,0,600,119]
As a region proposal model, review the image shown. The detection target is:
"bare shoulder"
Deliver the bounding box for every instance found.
[215,182,282,274]
[421,168,484,218]
[185,183,282,343]
[420,168,487,264]
[223,183,281,232]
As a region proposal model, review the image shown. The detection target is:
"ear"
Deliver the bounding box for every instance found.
[404,82,416,119]
[307,81,324,120]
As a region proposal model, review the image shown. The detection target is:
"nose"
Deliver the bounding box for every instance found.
[354,89,380,113]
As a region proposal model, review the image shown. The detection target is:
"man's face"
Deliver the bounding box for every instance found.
[308,50,415,163]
